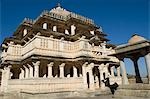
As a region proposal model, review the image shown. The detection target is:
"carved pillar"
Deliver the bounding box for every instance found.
[28,64,33,78]
[59,63,65,78]
[111,66,114,77]
[19,68,25,79]
[88,63,95,90]
[95,76,99,89]
[47,62,54,78]
[117,66,121,77]
[120,59,129,85]
[144,53,150,84]
[32,61,40,78]
[98,64,105,89]
[73,66,78,77]
[82,62,88,88]
[0,65,11,92]
[23,65,29,78]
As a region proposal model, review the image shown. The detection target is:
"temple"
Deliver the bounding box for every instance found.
[0,5,150,97]
[0,5,120,93]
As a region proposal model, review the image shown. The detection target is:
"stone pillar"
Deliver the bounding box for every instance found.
[120,59,129,85]
[98,64,105,89]
[47,62,54,78]
[73,66,78,77]
[23,65,29,78]
[144,53,150,84]
[0,65,11,92]
[19,68,25,79]
[132,58,143,83]
[117,66,121,77]
[111,66,114,77]
[32,61,40,78]
[59,63,65,78]
[82,62,88,88]
[88,63,95,90]
[95,76,99,89]
[28,64,33,78]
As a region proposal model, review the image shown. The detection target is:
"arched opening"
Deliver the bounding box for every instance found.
[92,66,100,87]
[77,67,80,77]
[23,29,27,36]
[43,23,47,29]
[53,26,57,32]
[103,72,106,80]
[70,67,73,77]
[124,58,135,83]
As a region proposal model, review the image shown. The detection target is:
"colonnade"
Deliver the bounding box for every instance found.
[0,61,122,92]
[19,61,80,79]
[118,52,150,84]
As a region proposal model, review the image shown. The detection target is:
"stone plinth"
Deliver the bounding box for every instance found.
[7,77,85,94]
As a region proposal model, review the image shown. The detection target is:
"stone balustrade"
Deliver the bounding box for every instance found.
[1,35,116,62]
[40,10,95,25]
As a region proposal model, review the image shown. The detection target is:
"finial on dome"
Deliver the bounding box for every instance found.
[57,3,61,7]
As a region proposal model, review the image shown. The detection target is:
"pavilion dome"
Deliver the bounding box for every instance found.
[128,34,146,44]
[50,4,70,17]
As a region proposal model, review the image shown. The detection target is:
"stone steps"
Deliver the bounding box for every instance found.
[115,84,150,98]
[0,88,112,99]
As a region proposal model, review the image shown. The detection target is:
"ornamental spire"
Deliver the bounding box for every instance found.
[57,3,61,7]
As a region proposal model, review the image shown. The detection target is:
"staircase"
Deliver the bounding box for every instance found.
[115,84,150,98]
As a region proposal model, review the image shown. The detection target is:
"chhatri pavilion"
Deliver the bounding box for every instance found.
[0,4,150,97]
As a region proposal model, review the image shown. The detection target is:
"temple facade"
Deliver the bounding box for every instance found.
[0,5,121,93]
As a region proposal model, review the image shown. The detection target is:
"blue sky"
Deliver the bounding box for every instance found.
[0,0,149,77]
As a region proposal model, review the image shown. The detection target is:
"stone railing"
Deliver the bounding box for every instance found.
[7,77,84,93]
[40,11,95,25]
[1,35,116,62]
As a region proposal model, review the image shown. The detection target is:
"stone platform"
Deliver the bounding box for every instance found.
[0,88,111,99]
[115,84,150,98]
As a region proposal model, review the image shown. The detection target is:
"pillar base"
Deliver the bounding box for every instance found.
[89,84,95,90]
[135,76,143,83]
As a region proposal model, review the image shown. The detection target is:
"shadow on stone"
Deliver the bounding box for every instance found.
[102,77,119,95]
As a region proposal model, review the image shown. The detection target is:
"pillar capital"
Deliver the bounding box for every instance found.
[47,62,54,67]
[23,65,27,69]
[119,57,124,61]
[27,64,31,68]
[4,65,12,70]
[98,63,104,70]
[32,61,40,66]
[59,63,65,67]
[82,62,88,67]
[130,56,139,62]
[7,65,12,68]
[88,63,94,69]
[20,68,23,71]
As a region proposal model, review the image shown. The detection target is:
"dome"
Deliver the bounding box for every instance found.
[128,34,146,44]
[50,4,70,17]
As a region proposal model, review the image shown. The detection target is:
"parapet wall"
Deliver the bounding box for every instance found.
[7,77,85,93]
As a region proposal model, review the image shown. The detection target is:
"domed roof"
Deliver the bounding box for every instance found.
[50,4,70,16]
[128,34,146,44]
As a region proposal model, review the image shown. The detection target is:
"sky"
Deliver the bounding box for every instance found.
[0,0,149,77]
